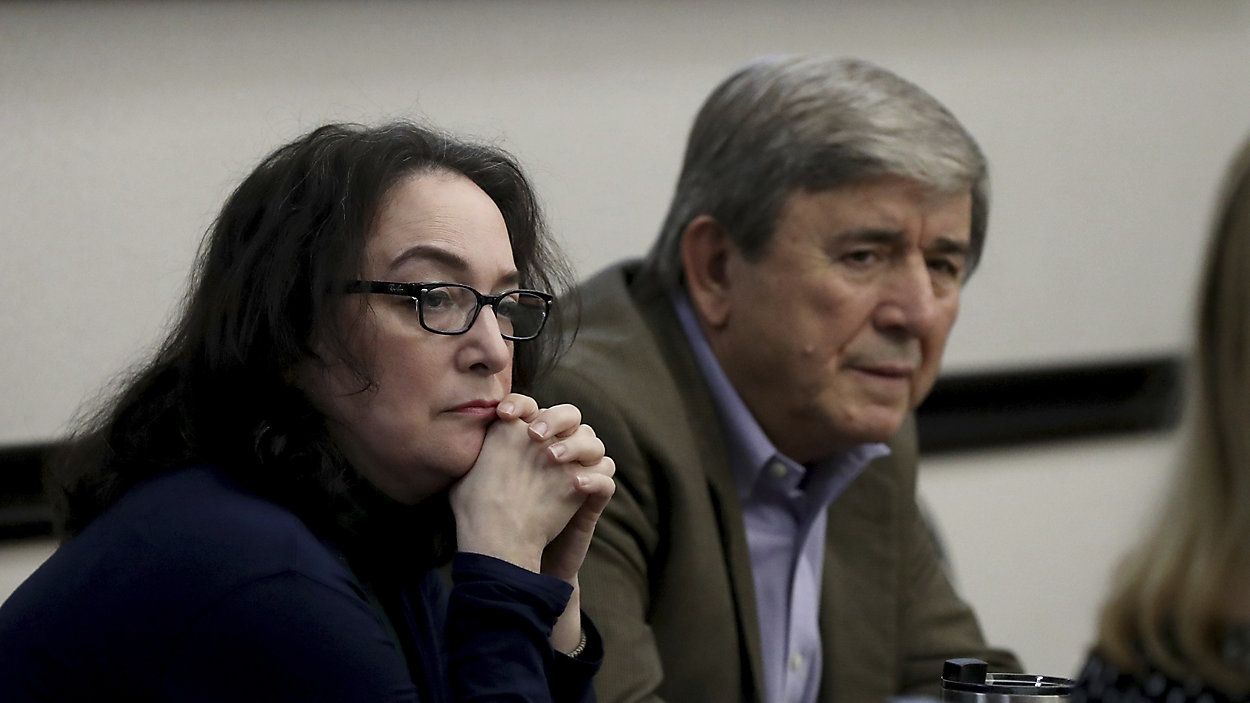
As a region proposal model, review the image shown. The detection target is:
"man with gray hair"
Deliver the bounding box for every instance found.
[537,55,1019,702]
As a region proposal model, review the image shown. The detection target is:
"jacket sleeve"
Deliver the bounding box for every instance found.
[536,368,669,703]
[159,571,421,703]
[448,553,600,703]
[894,458,1023,694]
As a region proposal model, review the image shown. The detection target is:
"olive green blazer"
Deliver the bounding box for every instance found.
[536,262,1019,703]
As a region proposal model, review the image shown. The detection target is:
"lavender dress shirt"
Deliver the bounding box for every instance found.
[672,292,888,703]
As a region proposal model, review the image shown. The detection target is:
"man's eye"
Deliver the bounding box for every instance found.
[927,258,963,280]
[842,249,878,266]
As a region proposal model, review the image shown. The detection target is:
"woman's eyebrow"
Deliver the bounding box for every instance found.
[391,244,522,289]
[389,244,469,275]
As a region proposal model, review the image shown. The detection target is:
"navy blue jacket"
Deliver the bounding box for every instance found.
[0,466,599,701]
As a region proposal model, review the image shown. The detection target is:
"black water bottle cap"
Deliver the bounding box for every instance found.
[943,658,988,684]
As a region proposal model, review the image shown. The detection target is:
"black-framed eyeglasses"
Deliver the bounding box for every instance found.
[344,281,554,341]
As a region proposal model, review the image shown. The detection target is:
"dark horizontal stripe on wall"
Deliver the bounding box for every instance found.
[0,355,1185,536]
[916,355,1184,454]
[0,442,55,539]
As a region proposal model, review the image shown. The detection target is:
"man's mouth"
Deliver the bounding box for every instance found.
[850,363,914,379]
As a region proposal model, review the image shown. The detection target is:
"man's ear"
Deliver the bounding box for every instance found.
[679,215,734,329]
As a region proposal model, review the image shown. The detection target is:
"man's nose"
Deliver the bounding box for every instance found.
[874,257,940,334]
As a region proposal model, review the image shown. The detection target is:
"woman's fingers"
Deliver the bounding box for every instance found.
[552,414,592,440]
[499,398,588,449]
[452,417,585,573]
[496,393,540,422]
[575,457,616,498]
[540,466,616,583]
[454,395,617,581]
[545,425,605,465]
[525,403,582,441]
[574,465,616,502]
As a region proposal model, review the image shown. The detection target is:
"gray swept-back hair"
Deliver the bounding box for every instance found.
[644,55,989,289]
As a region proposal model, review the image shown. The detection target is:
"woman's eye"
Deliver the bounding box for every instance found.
[423,290,454,308]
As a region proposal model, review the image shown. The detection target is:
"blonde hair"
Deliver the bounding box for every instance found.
[1096,136,1250,693]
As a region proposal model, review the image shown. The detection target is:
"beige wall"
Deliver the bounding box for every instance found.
[919,433,1178,675]
[3,0,1247,680]
[0,539,56,605]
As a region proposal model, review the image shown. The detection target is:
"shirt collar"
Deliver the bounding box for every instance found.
[669,288,889,502]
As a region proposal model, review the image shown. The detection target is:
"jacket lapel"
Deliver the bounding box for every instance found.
[818,444,904,701]
[628,265,768,701]
[704,467,767,701]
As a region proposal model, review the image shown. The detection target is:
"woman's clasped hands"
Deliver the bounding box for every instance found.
[449,392,616,653]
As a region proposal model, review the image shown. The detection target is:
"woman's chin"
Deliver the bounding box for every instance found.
[427,438,489,490]
[360,429,490,505]
[371,461,471,506]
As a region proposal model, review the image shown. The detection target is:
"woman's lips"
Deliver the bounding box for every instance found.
[449,400,499,418]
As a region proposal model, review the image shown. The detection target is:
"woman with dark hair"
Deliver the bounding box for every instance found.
[0,122,614,702]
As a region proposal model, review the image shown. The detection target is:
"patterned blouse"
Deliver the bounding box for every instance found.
[1074,630,1250,703]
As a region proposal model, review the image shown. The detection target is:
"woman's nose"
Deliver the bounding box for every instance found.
[457,306,512,374]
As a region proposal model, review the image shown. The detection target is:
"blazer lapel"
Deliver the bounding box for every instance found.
[629,265,768,701]
[704,465,767,701]
[818,448,902,701]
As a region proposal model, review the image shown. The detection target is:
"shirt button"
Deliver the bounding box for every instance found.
[770,461,788,480]
[789,653,805,672]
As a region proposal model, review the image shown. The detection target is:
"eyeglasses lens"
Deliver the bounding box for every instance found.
[497,292,548,339]
[419,286,548,339]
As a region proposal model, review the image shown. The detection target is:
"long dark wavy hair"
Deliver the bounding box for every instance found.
[51,122,572,569]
